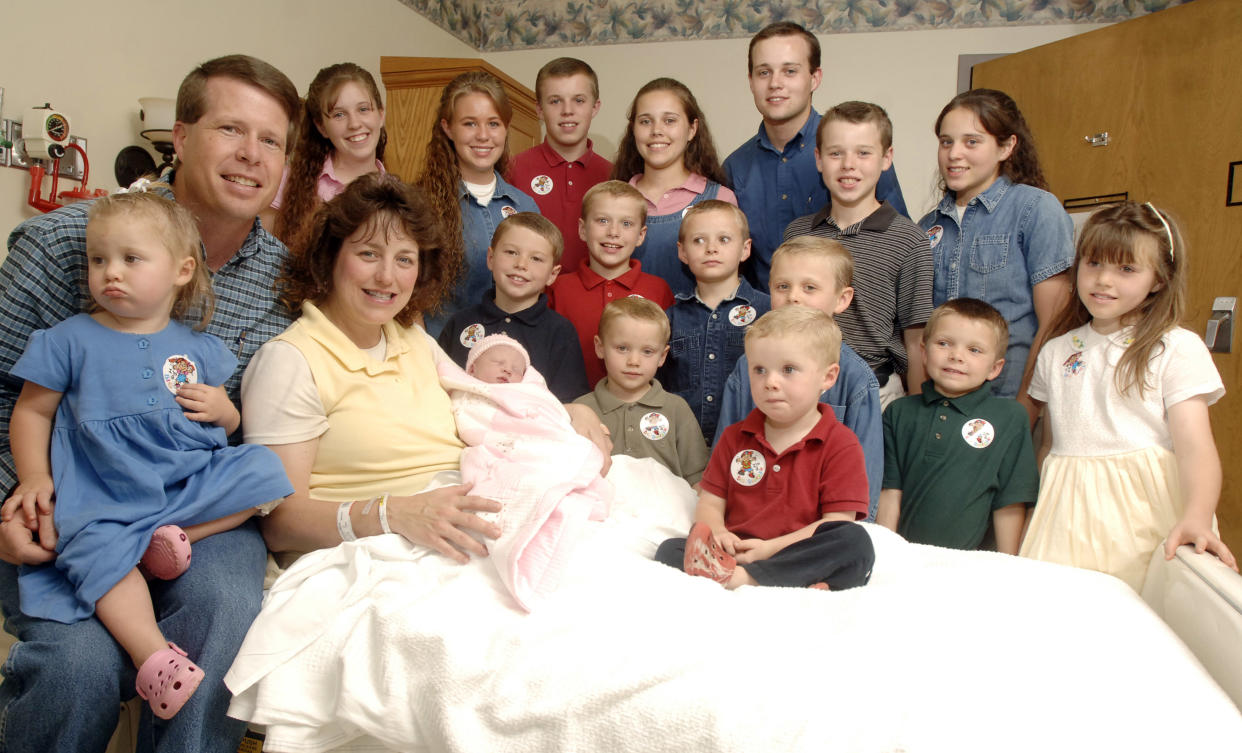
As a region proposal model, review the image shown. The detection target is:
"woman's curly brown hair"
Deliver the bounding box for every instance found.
[278,173,450,326]
[273,63,387,256]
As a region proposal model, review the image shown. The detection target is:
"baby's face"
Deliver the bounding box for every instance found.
[469,344,527,384]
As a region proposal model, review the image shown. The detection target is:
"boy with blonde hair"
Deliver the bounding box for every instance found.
[507,57,612,273]
[878,298,1037,553]
[660,200,771,442]
[784,101,933,407]
[438,213,588,401]
[550,181,674,387]
[716,235,883,518]
[656,306,874,590]
[574,298,707,485]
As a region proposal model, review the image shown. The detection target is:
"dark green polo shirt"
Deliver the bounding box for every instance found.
[882,381,1038,549]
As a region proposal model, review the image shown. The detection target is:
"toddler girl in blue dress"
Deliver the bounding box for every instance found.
[2,191,292,719]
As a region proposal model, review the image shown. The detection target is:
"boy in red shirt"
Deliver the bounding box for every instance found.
[655,306,874,590]
[550,181,674,387]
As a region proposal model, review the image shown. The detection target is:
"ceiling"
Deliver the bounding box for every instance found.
[399,0,1181,53]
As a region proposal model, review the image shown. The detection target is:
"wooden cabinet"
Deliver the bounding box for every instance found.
[973,0,1242,547]
[380,57,539,184]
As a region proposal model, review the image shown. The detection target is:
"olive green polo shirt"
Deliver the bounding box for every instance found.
[574,378,708,485]
[882,381,1038,549]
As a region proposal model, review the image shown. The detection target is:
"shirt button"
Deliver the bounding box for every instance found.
[942,400,950,407]
[147,397,158,406]
[568,180,574,186]
[782,157,788,163]
[773,464,781,472]
[712,313,718,320]
[950,263,958,270]
[935,432,942,439]
[142,368,154,379]
[708,353,716,360]
[137,339,150,350]
[939,415,946,421]
[781,194,788,200]
[706,395,713,402]
[504,317,511,323]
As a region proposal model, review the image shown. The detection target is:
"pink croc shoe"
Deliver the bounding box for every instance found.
[140,525,191,580]
[136,643,203,720]
[683,522,736,585]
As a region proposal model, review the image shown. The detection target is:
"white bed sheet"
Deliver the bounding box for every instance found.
[225,457,1242,752]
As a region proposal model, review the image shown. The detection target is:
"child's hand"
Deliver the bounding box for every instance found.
[734,538,777,565]
[712,528,743,555]
[1164,519,1238,571]
[176,384,240,432]
[1,477,57,551]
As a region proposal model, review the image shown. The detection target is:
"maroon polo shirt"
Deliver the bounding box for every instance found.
[507,140,613,274]
[702,404,868,539]
[548,259,674,387]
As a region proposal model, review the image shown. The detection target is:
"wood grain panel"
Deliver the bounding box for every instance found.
[974,0,1242,549]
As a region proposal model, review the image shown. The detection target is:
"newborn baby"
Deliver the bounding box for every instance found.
[440,335,612,610]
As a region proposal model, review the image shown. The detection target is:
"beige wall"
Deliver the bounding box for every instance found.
[0,0,474,239]
[487,23,1103,220]
[0,5,1099,246]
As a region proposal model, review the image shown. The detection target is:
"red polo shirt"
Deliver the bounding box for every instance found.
[548,259,674,387]
[701,405,868,539]
[507,140,613,274]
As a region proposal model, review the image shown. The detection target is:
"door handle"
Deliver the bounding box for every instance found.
[1206,297,1235,353]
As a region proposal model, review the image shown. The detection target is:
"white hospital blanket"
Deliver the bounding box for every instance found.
[226,457,1242,752]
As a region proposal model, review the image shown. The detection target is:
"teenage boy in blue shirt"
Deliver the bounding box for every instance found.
[660,200,770,442]
[724,21,907,290]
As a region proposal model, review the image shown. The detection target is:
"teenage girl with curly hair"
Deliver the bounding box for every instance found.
[416,71,539,336]
[269,63,387,255]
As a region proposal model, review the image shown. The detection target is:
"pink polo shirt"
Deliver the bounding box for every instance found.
[270,157,387,209]
[627,173,737,215]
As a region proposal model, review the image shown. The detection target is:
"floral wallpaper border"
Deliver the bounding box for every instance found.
[399,0,1190,53]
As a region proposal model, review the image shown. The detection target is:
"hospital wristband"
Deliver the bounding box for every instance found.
[377,493,392,534]
[336,500,357,542]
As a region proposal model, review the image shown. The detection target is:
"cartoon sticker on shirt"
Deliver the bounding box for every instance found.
[530,175,553,195]
[1063,351,1085,377]
[460,323,485,348]
[500,205,517,218]
[640,411,670,441]
[962,418,995,449]
[162,355,199,394]
[730,449,765,486]
[926,225,943,249]
[728,305,756,326]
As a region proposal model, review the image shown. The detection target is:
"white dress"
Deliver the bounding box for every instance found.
[1020,324,1224,590]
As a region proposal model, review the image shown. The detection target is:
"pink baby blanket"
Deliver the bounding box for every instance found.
[437,359,612,610]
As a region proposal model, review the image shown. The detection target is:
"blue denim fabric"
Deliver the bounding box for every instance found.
[714,343,883,520]
[0,522,266,753]
[918,177,1074,398]
[632,180,720,297]
[660,280,770,442]
[724,109,908,290]
[424,174,540,337]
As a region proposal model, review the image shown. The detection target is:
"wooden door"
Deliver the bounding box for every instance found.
[380,57,539,184]
[973,0,1242,548]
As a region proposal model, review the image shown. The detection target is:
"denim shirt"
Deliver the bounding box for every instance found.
[714,342,882,520]
[918,177,1073,398]
[660,279,771,442]
[724,109,908,290]
[633,179,721,297]
[425,173,540,337]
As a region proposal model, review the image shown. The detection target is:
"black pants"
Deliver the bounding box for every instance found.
[655,520,874,590]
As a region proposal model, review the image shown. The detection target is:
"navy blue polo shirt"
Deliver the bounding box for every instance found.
[436,291,589,402]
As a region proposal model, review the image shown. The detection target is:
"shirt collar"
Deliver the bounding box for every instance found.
[297,300,412,375]
[738,403,832,454]
[319,156,385,186]
[628,172,707,198]
[808,200,898,235]
[755,108,820,155]
[676,278,762,306]
[161,169,269,263]
[920,379,994,412]
[576,258,642,290]
[591,377,666,412]
[538,139,595,167]
[938,176,1013,217]
[479,291,549,324]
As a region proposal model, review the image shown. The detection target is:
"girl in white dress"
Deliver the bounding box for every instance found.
[1020,201,1237,590]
